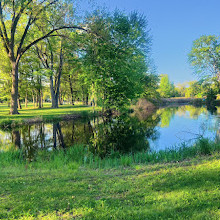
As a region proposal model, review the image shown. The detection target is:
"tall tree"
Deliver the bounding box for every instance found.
[0,0,85,114]
[189,35,220,82]
[0,45,11,104]
[83,11,150,110]
[158,74,176,98]
[35,38,64,108]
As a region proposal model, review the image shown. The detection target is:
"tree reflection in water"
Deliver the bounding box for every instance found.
[1,113,160,160]
[2,105,220,161]
[89,114,160,157]
[53,122,65,149]
[10,122,66,161]
[207,105,217,115]
[11,129,21,149]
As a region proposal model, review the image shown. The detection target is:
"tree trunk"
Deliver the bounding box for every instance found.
[38,95,42,108]
[17,98,22,110]
[59,93,63,105]
[12,130,21,149]
[69,75,75,105]
[38,89,42,108]
[50,78,59,108]
[53,122,57,149]
[39,124,45,149]
[32,94,35,107]
[50,46,63,109]
[25,92,28,108]
[50,75,59,108]
[35,95,38,107]
[10,61,19,114]
[41,90,43,108]
[56,123,65,149]
[86,94,89,105]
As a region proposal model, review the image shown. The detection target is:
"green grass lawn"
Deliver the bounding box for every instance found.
[1,153,220,219]
[0,103,100,125]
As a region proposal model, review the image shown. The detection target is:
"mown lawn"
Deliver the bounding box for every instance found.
[0,154,220,219]
[0,103,100,125]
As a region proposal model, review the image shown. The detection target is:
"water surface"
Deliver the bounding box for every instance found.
[0,105,219,159]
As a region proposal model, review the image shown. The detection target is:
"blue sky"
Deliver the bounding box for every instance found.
[81,0,220,84]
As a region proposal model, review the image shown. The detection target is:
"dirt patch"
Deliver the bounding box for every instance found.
[133,99,157,120]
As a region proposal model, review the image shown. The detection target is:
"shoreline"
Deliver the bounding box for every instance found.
[0,104,102,128]
[158,97,220,107]
[0,99,220,128]
[0,112,99,128]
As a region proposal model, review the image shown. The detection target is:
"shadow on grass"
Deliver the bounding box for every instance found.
[0,155,220,219]
[0,105,96,126]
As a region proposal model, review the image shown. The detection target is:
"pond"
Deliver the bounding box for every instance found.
[0,105,220,159]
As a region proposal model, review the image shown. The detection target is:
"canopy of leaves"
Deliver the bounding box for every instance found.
[189,35,220,80]
[157,74,177,98]
[81,10,151,109]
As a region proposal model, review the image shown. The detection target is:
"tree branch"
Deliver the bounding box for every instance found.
[30,0,58,26]
[11,0,34,51]
[21,26,87,56]
[0,26,9,54]
[16,16,32,58]
[0,0,9,47]
[35,46,48,69]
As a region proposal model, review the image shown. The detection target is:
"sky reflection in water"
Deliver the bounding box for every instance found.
[0,105,219,158]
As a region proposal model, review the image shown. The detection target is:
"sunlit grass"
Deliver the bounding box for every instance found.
[0,103,101,125]
[0,153,220,219]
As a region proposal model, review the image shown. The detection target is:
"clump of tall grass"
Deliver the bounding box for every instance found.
[1,138,220,169]
[0,148,24,167]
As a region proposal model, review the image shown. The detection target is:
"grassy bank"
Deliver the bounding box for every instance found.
[1,153,220,219]
[0,103,100,126]
[1,139,220,219]
[1,138,220,169]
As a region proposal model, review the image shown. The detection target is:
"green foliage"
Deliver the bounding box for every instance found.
[185,79,218,100]
[82,10,151,110]
[89,115,155,157]
[157,107,178,127]
[1,135,220,169]
[0,47,11,102]
[157,74,177,98]
[189,35,220,79]
[0,103,100,126]
[175,83,187,97]
[142,73,160,100]
[1,141,220,219]
[0,4,155,112]
[188,35,220,105]
[206,88,217,104]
